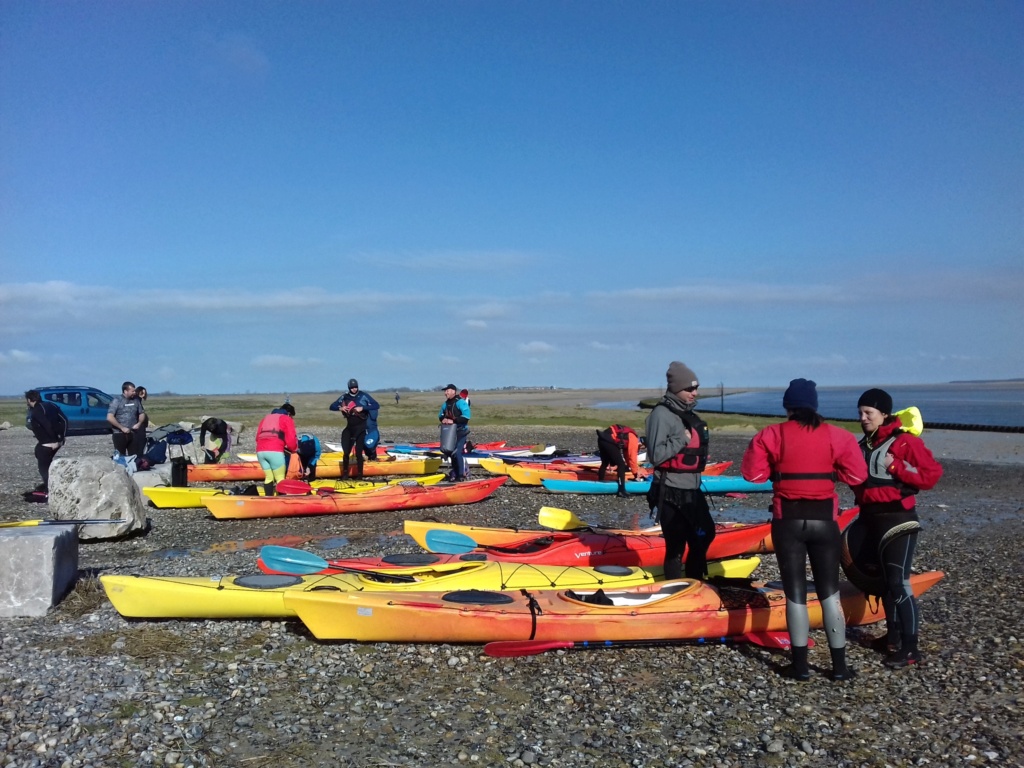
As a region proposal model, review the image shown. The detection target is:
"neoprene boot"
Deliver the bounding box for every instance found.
[263,482,276,496]
[830,646,856,681]
[885,635,922,668]
[782,646,811,681]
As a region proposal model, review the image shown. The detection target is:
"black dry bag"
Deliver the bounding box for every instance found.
[170,457,189,487]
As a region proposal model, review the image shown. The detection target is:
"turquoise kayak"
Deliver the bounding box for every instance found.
[540,476,773,495]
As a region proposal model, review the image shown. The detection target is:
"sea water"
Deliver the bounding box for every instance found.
[596,382,1024,428]
[711,383,1024,428]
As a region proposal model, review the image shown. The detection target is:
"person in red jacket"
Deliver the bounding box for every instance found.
[853,388,943,668]
[255,403,298,495]
[596,424,641,497]
[742,378,867,682]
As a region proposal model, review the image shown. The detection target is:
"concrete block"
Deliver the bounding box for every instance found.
[0,527,79,617]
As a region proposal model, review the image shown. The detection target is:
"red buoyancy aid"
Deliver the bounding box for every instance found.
[770,420,837,499]
[655,411,709,474]
[256,412,292,452]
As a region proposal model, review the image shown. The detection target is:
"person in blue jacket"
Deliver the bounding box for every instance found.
[329,378,380,478]
[438,384,471,481]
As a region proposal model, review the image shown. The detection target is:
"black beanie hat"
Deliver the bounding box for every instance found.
[782,378,818,411]
[857,388,893,414]
[348,379,359,389]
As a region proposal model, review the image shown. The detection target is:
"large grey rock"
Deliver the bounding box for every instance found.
[132,463,173,490]
[48,457,147,540]
[0,527,79,617]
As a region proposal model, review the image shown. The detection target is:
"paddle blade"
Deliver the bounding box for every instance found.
[0,519,124,528]
[741,632,812,649]
[422,529,479,554]
[276,479,313,495]
[259,545,329,575]
[537,506,585,531]
[484,640,574,657]
[894,406,924,436]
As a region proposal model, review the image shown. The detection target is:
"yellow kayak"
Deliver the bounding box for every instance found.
[142,474,449,509]
[99,556,760,619]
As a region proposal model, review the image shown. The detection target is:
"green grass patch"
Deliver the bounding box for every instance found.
[1,390,861,434]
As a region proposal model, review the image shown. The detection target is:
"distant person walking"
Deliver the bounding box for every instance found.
[741,378,867,682]
[596,424,641,497]
[255,403,298,494]
[330,379,380,478]
[395,392,400,405]
[107,381,147,458]
[853,388,943,669]
[438,384,471,481]
[25,389,68,495]
[645,361,715,580]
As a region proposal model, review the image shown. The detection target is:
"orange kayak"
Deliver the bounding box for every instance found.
[283,570,945,643]
[202,476,507,519]
[403,507,861,566]
[188,456,442,483]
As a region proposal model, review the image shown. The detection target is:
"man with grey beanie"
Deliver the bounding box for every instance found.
[644,361,716,580]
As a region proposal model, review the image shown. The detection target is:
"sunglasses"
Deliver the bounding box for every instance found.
[682,386,699,393]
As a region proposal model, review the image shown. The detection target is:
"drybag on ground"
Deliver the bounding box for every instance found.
[170,458,189,487]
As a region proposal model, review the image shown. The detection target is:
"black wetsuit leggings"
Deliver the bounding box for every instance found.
[341,425,367,477]
[879,529,920,641]
[34,444,59,490]
[660,488,715,581]
[771,517,845,649]
[597,433,627,488]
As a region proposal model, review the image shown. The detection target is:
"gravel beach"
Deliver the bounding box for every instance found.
[1,424,1022,768]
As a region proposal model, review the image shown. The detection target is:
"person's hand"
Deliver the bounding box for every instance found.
[884,453,896,469]
[122,427,131,435]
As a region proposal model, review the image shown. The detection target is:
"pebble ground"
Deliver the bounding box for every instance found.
[1,424,1021,768]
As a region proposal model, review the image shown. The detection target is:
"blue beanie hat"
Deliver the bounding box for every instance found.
[782,378,818,411]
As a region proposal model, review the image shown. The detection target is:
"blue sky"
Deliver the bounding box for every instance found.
[2,1,1021,396]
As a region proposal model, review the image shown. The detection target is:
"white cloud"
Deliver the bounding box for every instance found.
[251,355,323,369]
[381,352,413,364]
[518,341,555,354]
[0,349,41,364]
[466,319,487,329]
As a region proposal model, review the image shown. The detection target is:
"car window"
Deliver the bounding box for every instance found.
[88,392,112,408]
[48,392,81,406]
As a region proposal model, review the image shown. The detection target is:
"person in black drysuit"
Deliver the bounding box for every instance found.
[329,379,380,479]
[25,389,68,495]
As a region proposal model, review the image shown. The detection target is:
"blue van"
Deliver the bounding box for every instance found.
[26,386,116,435]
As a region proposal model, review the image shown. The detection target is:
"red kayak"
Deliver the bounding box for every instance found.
[400,507,861,567]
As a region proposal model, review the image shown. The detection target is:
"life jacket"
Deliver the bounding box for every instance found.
[609,424,635,445]
[770,420,837,498]
[860,431,917,497]
[257,413,290,445]
[655,410,709,474]
[441,397,464,422]
[607,425,640,476]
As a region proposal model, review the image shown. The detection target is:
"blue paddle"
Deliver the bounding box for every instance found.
[259,545,418,582]
[422,529,479,554]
